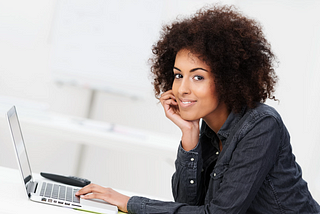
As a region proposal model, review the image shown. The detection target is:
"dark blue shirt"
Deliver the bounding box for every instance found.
[127,103,320,213]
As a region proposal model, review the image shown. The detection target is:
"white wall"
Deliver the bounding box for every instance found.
[237,0,320,200]
[0,0,319,200]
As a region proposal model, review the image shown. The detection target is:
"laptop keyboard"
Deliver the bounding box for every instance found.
[39,182,81,207]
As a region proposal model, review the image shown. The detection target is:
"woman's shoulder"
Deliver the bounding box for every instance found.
[248,103,282,122]
[241,103,285,134]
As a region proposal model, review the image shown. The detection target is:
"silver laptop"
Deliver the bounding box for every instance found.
[6,106,118,214]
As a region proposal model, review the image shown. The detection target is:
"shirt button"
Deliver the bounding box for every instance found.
[190,180,194,184]
[190,158,194,162]
[216,151,219,155]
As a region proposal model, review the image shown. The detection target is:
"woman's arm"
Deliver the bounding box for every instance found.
[76,116,281,213]
[160,90,205,204]
[172,141,204,205]
[126,116,281,214]
[159,90,200,151]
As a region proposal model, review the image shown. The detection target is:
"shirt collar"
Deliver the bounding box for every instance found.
[202,106,247,143]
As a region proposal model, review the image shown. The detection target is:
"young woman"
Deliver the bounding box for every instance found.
[76,5,320,213]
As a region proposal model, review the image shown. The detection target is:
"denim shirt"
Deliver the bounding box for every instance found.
[127,103,320,214]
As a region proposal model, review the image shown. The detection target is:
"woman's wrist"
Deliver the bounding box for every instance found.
[181,126,200,151]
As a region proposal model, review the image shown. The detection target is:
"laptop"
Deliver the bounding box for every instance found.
[6,106,118,214]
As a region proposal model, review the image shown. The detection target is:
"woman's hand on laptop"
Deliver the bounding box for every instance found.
[75,183,130,213]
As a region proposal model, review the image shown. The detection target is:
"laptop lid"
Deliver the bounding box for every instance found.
[7,106,35,196]
[6,106,118,213]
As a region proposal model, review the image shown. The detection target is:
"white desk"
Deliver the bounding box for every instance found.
[0,166,141,213]
[0,106,177,200]
[0,166,81,214]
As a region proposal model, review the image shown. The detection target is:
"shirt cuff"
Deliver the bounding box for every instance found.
[176,141,201,168]
[127,196,149,214]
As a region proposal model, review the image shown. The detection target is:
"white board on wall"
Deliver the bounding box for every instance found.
[50,0,165,99]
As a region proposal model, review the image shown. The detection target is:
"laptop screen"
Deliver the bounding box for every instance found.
[7,106,33,187]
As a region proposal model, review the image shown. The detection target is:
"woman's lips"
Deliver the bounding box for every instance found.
[179,99,197,108]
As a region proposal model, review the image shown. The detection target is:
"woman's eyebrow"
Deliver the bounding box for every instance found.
[173,67,181,71]
[173,67,208,72]
[190,68,208,72]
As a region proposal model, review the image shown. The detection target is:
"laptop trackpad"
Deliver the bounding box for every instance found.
[80,198,118,214]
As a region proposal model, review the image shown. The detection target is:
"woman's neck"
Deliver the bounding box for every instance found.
[203,102,230,134]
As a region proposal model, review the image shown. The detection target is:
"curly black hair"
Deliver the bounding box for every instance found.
[150,4,278,113]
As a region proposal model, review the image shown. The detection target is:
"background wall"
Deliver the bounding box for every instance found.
[0,0,319,201]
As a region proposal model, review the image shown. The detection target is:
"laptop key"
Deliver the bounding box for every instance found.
[52,184,59,199]
[44,183,53,198]
[73,195,80,203]
[66,187,73,202]
[40,182,46,196]
[59,186,66,201]
[72,188,80,203]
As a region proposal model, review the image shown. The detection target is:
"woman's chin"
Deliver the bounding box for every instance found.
[180,112,200,121]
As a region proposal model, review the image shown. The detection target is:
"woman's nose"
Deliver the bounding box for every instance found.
[178,78,191,95]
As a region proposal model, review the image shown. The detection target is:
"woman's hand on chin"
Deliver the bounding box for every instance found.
[160,90,200,151]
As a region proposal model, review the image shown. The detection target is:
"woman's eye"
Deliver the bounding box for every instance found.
[194,75,204,81]
[174,74,183,79]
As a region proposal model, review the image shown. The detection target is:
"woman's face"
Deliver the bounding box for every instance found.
[172,49,223,122]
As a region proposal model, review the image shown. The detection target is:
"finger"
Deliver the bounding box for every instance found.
[80,189,114,203]
[161,93,177,105]
[163,101,179,116]
[160,94,176,104]
[160,90,175,98]
[80,189,130,212]
[80,192,113,204]
[163,98,178,107]
[75,184,92,196]
[160,90,175,100]
[76,183,101,196]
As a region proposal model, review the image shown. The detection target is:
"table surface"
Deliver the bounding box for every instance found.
[0,166,136,214]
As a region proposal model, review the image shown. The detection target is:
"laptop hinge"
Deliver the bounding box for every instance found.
[26,181,38,196]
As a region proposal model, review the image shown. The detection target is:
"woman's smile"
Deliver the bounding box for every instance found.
[178,98,197,108]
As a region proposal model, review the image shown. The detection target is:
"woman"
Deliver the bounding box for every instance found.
[76,5,320,213]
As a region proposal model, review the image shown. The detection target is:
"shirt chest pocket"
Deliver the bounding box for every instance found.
[205,164,229,203]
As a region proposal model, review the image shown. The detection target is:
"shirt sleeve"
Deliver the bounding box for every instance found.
[127,116,281,214]
[171,141,204,205]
